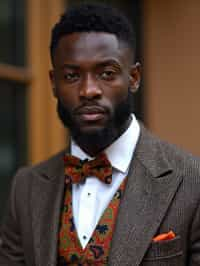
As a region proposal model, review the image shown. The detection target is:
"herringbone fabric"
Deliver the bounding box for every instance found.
[1,125,200,265]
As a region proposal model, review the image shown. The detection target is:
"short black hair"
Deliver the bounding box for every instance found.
[50,3,136,62]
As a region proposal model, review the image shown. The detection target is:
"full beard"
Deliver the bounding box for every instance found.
[57,90,133,151]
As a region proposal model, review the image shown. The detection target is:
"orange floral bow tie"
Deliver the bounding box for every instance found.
[63,152,112,185]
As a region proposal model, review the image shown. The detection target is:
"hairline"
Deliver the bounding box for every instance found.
[51,31,135,66]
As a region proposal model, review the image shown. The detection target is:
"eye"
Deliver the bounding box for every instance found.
[100,70,116,80]
[64,72,80,82]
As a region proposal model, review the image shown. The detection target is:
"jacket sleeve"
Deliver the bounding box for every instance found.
[0,169,26,266]
[189,199,200,266]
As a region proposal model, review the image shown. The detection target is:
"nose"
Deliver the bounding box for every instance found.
[79,73,102,99]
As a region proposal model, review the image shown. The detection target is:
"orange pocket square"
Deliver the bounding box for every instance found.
[153,230,175,242]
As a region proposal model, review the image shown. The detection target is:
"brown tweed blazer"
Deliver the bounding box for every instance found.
[0,125,200,266]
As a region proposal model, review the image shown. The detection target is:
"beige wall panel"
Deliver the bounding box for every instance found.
[143,0,200,156]
[27,0,66,164]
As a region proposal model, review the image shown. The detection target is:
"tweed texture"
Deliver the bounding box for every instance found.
[1,124,200,266]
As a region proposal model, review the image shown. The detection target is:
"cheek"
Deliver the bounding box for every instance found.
[53,73,79,108]
[55,85,79,109]
[103,79,129,106]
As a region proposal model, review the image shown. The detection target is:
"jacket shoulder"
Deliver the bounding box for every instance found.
[12,150,66,188]
[139,124,200,180]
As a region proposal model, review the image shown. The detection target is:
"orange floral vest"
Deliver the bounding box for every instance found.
[58,180,126,265]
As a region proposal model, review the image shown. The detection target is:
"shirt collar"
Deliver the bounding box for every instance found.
[71,114,140,174]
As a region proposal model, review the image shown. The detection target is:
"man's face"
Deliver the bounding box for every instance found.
[50,32,140,143]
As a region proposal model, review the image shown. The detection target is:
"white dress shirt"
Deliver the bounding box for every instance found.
[71,114,140,248]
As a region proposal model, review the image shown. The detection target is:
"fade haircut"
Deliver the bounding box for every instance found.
[50,3,136,63]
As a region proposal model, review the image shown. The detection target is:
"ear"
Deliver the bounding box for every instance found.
[129,62,141,93]
[49,69,57,97]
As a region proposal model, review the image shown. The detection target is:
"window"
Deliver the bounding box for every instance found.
[0,0,28,219]
[0,0,65,221]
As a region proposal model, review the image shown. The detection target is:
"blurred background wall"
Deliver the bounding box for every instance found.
[0,0,200,218]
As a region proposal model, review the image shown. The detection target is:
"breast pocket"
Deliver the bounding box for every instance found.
[142,236,183,266]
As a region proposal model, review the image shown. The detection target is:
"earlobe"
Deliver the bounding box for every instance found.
[129,62,141,93]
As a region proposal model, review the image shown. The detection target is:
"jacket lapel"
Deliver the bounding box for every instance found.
[109,125,183,266]
[31,151,66,266]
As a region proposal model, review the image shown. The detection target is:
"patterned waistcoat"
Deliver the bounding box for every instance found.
[58,179,126,265]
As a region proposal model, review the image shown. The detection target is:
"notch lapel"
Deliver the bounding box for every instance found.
[31,151,66,266]
[109,125,183,266]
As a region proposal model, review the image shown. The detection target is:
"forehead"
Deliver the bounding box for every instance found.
[53,32,131,66]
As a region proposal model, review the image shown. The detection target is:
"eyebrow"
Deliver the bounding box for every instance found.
[96,59,122,68]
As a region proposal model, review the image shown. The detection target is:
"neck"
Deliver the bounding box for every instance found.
[73,116,132,157]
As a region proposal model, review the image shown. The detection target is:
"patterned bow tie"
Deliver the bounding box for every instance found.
[63,152,112,185]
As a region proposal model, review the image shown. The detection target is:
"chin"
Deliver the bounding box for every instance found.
[76,124,107,136]
[71,122,113,147]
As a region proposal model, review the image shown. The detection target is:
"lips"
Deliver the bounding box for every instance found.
[75,106,107,122]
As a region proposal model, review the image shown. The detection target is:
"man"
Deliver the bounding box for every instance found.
[0,3,200,266]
